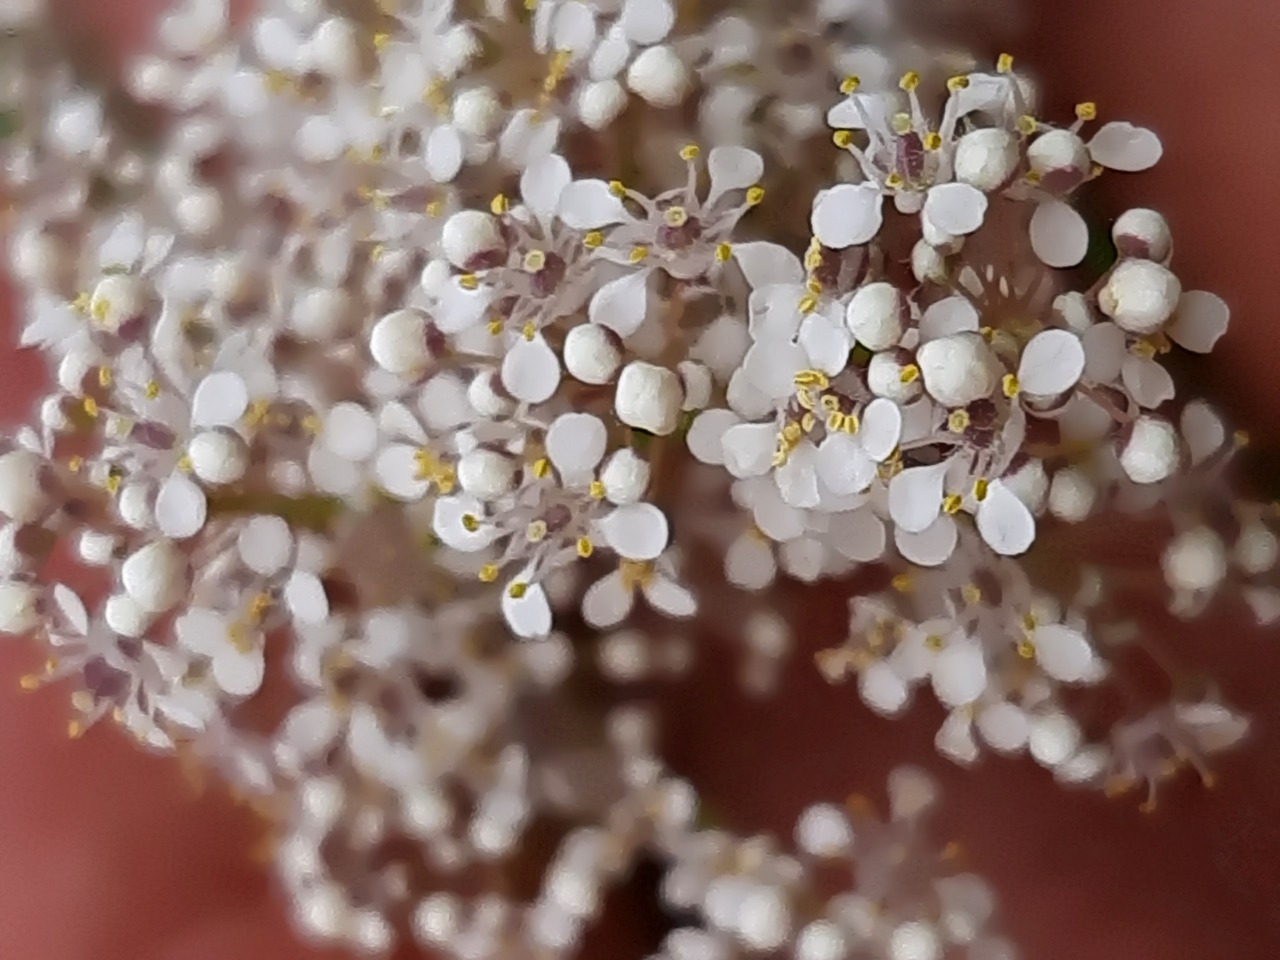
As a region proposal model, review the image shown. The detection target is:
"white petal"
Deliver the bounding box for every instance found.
[932,639,987,707]
[600,502,669,560]
[775,441,820,509]
[722,422,777,478]
[825,92,890,130]
[919,296,978,342]
[750,482,805,541]
[558,179,627,229]
[1167,291,1229,354]
[1180,400,1225,465]
[860,660,909,715]
[425,125,464,182]
[687,409,740,465]
[323,402,378,461]
[810,183,883,249]
[859,397,902,461]
[1032,623,1094,683]
[706,145,763,206]
[829,508,885,563]
[977,702,1029,753]
[589,271,649,337]
[895,515,958,567]
[582,571,634,628]
[1082,321,1125,384]
[191,370,249,428]
[888,461,947,533]
[176,608,226,658]
[433,494,496,551]
[1173,702,1249,752]
[374,444,431,501]
[798,310,852,376]
[499,109,561,167]
[732,242,804,289]
[502,577,552,638]
[546,412,607,476]
[742,339,806,399]
[725,530,777,590]
[1029,200,1089,269]
[1017,328,1085,396]
[155,471,207,539]
[619,0,675,45]
[923,183,987,236]
[52,584,89,636]
[284,570,329,625]
[214,647,265,697]
[816,433,875,496]
[1088,122,1162,172]
[98,213,146,269]
[551,1,597,55]
[238,515,294,576]
[935,710,979,765]
[1121,354,1175,409]
[502,334,561,403]
[976,480,1036,556]
[642,574,697,618]
[520,153,572,226]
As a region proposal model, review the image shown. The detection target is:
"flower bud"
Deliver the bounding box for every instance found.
[187,429,250,485]
[121,540,187,614]
[117,482,153,529]
[1098,259,1181,335]
[846,282,906,351]
[0,449,47,523]
[577,80,628,132]
[615,361,684,436]
[456,448,516,501]
[78,529,118,566]
[564,323,622,385]
[1026,129,1090,180]
[1235,523,1278,576]
[1047,467,1095,522]
[0,580,39,634]
[867,349,922,403]
[953,128,1020,192]
[467,370,514,418]
[1119,415,1180,484]
[89,274,149,333]
[600,448,650,504]
[916,332,999,408]
[440,210,504,271]
[1162,526,1227,594]
[292,287,355,340]
[452,87,503,138]
[370,309,431,375]
[104,592,150,638]
[1112,208,1172,262]
[626,45,691,108]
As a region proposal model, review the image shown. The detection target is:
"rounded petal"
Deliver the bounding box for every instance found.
[936,710,979,764]
[923,183,988,236]
[191,370,249,428]
[810,183,883,249]
[238,515,294,576]
[558,179,627,229]
[155,471,207,539]
[687,408,740,465]
[829,508,885,563]
[1181,400,1225,465]
[742,339,806,399]
[706,145,763,205]
[600,502,669,560]
[888,461,948,533]
[503,577,552,639]
[798,310,852,377]
[520,153,572,225]
[816,432,875,496]
[1029,200,1089,269]
[1088,122,1162,172]
[501,334,561,403]
[643,574,697,618]
[546,412,607,476]
[589,271,649,337]
[976,480,1036,556]
[551,0,597,55]
[1017,328,1085,396]
[1082,321,1125,384]
[932,640,987,707]
[725,530,777,590]
[860,660,909,715]
[374,444,431,501]
[919,296,978,342]
[722,422,777,478]
[859,397,903,461]
[732,242,804,289]
[1032,623,1095,683]
[214,647,265,697]
[977,702,1029,753]
[774,441,820,509]
[895,515,958,567]
[619,0,675,45]
[582,571,634,628]
[425,124,464,182]
[1121,354,1175,409]
[284,570,329,625]
[1167,291,1229,354]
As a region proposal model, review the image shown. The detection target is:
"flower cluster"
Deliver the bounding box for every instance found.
[0,0,1261,955]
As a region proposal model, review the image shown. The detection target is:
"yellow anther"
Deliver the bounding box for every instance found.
[795,389,815,411]
[923,131,943,151]
[980,325,995,341]
[434,467,456,494]
[745,186,765,206]
[72,292,91,314]
[458,273,479,290]
[370,244,386,261]
[801,411,818,433]
[1002,373,1020,398]
[946,75,971,92]
[714,242,732,262]
[820,394,841,414]
[663,205,689,227]
[1129,339,1157,359]
[628,245,649,263]
[942,493,963,515]
[532,458,551,478]
[487,318,505,336]
[1016,639,1036,659]
[608,180,627,198]
[924,633,944,651]
[583,231,604,249]
[884,172,905,190]
[826,411,846,432]
[805,278,823,296]
[832,130,854,149]
[82,397,99,418]
[576,536,593,558]
[996,53,1014,74]
[898,71,920,92]
[68,720,85,739]
[425,200,443,217]
[521,320,537,341]
[461,513,480,532]
[961,583,983,605]
[490,194,510,216]
[839,75,861,95]
[18,674,40,691]
[67,455,83,473]
[372,31,390,50]
[1234,429,1251,448]
[145,380,160,400]
[891,574,913,593]
[524,0,539,9]
[947,409,971,433]
[679,143,700,161]
[526,519,548,542]
[588,479,606,499]
[781,421,803,443]
[97,366,112,388]
[793,370,830,389]
[478,563,499,583]
[973,477,990,502]
[249,592,273,620]
[1016,114,1038,136]
[798,295,818,314]
[522,249,548,273]
[620,559,653,590]
[898,363,920,384]
[1075,101,1097,122]
[104,472,122,495]
[842,412,859,434]
[507,581,529,599]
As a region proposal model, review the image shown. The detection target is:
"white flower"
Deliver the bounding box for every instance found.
[581,553,696,628]
[916,332,999,408]
[1098,259,1182,336]
[615,360,684,436]
[176,607,266,698]
[1119,415,1180,484]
